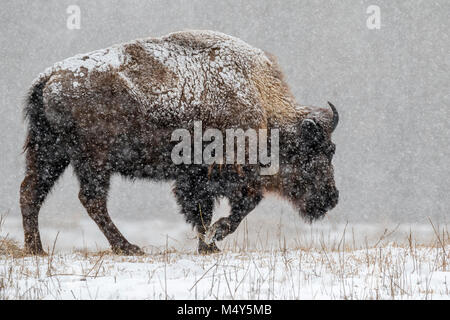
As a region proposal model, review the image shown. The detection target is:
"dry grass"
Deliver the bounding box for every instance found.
[0,214,449,300]
[0,238,25,258]
[0,214,26,258]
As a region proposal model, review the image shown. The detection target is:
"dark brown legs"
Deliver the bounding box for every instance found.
[174,171,263,254]
[197,219,221,255]
[21,135,260,256]
[20,174,45,255]
[209,185,262,243]
[75,162,143,255]
[20,138,70,254]
[20,141,143,255]
[174,173,220,254]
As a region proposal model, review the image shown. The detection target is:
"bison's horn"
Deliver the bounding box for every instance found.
[328,101,339,131]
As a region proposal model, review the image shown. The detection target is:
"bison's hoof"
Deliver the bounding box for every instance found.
[198,241,221,255]
[112,243,144,256]
[25,244,47,256]
[209,217,232,242]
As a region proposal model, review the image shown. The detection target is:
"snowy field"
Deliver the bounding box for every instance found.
[0,243,448,300]
[1,216,449,300]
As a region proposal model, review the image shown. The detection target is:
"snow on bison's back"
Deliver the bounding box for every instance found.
[40,30,296,130]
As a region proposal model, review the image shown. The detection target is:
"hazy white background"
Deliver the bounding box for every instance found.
[0,0,448,251]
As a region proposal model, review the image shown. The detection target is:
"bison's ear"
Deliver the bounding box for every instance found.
[300,119,323,145]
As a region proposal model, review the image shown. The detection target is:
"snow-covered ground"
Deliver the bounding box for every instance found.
[1,241,448,300]
[1,210,449,299]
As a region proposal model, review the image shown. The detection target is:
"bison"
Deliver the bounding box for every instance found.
[20,30,339,255]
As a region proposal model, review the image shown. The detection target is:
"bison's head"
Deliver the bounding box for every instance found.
[280,102,339,222]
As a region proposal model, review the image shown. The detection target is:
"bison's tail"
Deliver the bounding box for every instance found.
[23,76,52,153]
[22,74,71,185]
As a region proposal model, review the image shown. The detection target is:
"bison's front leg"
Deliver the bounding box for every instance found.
[174,174,219,254]
[209,188,262,242]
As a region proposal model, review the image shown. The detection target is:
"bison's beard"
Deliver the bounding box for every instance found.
[277,173,338,223]
[300,190,339,223]
[301,205,327,223]
[292,197,327,223]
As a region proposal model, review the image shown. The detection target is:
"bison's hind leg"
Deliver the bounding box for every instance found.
[21,77,72,255]
[20,137,70,255]
[73,158,144,256]
[174,173,220,254]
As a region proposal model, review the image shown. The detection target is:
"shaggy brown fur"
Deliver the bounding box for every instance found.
[21,30,339,255]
